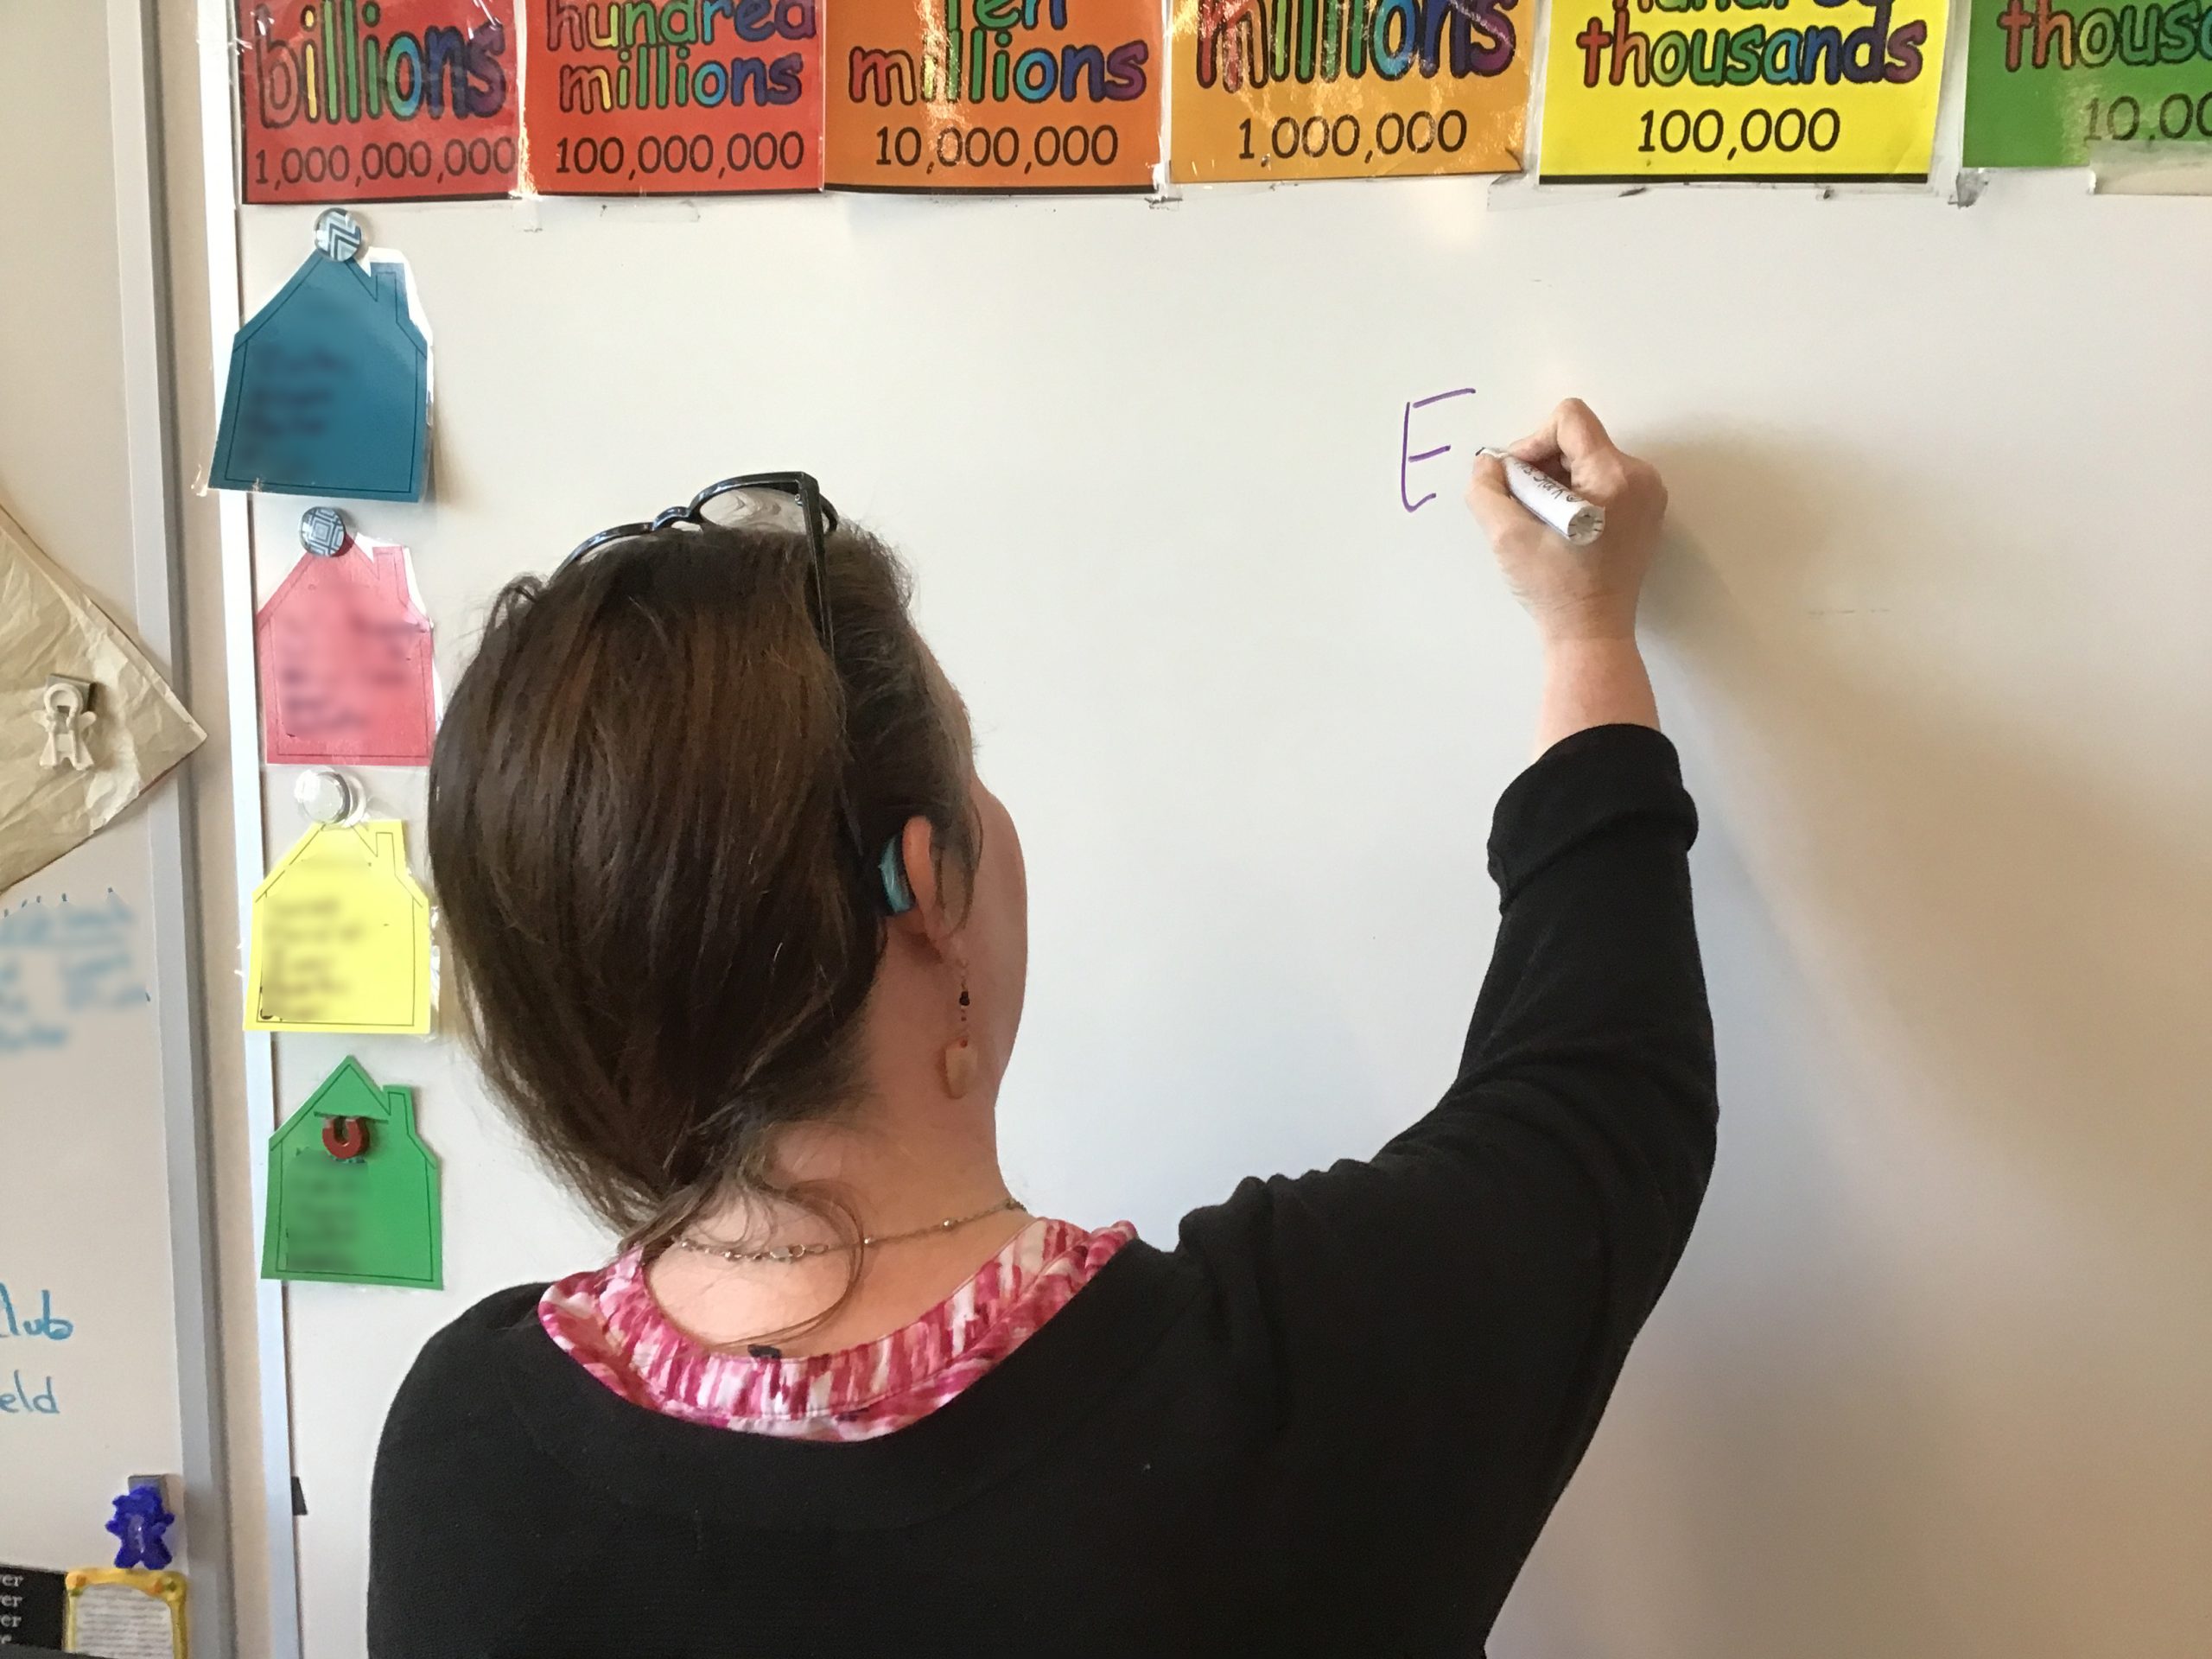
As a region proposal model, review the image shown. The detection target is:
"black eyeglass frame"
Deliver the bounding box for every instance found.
[559,472,883,903]
[561,469,844,652]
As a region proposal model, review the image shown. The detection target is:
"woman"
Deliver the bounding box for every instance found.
[372,399,1714,1656]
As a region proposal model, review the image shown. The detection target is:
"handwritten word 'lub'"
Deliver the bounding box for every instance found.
[0,1284,74,1340]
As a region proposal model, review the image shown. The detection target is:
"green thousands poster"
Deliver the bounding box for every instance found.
[1963,0,2212,166]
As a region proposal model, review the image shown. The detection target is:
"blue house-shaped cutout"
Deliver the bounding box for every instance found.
[211,251,429,502]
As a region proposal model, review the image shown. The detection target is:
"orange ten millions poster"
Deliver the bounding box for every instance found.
[827,0,1163,189]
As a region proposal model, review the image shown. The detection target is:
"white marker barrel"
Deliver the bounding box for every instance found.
[1485,450,1606,548]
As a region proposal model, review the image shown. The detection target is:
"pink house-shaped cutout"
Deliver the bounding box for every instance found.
[256,538,435,767]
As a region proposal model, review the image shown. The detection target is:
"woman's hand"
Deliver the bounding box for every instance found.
[1465,398,1668,647]
[1465,400,1668,753]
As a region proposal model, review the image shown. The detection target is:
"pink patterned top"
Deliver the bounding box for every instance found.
[538,1217,1137,1442]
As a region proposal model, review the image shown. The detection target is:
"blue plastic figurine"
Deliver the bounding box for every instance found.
[106,1481,175,1571]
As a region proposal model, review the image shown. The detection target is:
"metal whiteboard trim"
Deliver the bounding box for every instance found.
[106,0,236,1653]
[192,0,304,1653]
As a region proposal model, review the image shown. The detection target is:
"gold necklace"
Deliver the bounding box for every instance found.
[671,1196,1027,1266]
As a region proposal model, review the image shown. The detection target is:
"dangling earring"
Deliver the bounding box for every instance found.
[941,968,976,1098]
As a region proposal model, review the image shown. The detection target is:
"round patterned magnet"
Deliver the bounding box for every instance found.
[301,505,348,558]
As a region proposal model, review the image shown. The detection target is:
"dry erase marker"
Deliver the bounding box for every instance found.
[1481,449,1605,548]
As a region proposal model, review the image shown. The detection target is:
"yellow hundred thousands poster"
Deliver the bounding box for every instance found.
[1170,0,1527,179]
[1540,0,1948,181]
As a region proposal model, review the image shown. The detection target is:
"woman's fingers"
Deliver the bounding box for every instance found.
[1509,398,1627,498]
[1465,450,1548,560]
[1468,399,1669,648]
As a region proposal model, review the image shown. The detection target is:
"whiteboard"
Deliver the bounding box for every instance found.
[1,2,224,1633]
[216,113,2212,1659]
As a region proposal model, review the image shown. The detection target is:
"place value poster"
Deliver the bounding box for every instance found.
[825,0,1164,188]
[1539,0,1949,182]
[1169,0,1529,181]
[523,0,829,192]
[236,0,520,201]
[1962,0,2212,167]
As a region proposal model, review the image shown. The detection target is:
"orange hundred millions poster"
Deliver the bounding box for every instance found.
[524,0,829,193]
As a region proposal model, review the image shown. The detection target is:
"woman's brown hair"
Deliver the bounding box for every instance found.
[428,523,978,1262]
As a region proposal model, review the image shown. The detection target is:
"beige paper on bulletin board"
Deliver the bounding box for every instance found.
[0,503,204,894]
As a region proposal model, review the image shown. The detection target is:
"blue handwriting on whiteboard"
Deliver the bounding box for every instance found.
[0,890,147,1052]
[0,1284,73,1341]
[0,1371,60,1415]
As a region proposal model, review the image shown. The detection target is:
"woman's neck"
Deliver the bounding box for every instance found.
[642,1110,1027,1357]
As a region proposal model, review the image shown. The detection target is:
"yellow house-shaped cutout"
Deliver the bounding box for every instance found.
[245,820,432,1034]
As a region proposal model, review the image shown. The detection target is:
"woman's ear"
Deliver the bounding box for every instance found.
[893,813,954,950]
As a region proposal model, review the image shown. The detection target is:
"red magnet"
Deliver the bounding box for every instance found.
[321,1116,370,1160]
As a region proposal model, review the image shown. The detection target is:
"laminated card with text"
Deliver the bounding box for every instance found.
[245,821,434,1034]
[827,0,1164,188]
[1170,0,1529,179]
[257,538,437,766]
[1962,0,2212,167]
[524,0,830,193]
[1540,0,1948,181]
[264,1056,442,1289]
[235,0,520,201]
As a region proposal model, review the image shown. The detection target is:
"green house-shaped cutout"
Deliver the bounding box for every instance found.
[263,1056,442,1289]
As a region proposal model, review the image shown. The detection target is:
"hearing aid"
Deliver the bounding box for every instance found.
[880,836,916,915]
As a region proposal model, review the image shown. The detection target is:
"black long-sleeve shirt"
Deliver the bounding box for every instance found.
[370,723,1716,1657]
